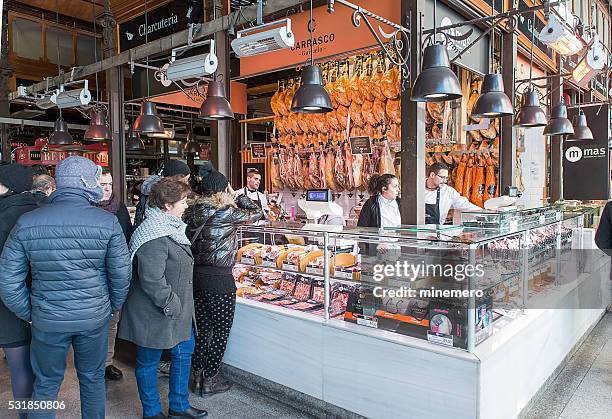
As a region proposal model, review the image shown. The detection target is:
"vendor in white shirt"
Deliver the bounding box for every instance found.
[235,168,270,222]
[425,162,480,225]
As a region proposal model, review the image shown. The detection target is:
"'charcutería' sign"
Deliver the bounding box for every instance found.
[119,0,203,52]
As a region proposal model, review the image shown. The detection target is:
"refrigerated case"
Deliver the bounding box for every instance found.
[223,210,609,418]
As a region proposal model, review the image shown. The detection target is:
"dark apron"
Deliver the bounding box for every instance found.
[244,187,263,209]
[425,188,441,225]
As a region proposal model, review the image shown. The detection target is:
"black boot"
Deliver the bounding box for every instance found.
[168,407,208,418]
[201,373,232,395]
[189,368,204,396]
[105,365,123,381]
[144,413,167,419]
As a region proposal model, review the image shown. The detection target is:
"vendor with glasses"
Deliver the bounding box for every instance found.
[425,162,480,225]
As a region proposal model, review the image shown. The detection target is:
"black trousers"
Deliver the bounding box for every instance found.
[192,291,236,378]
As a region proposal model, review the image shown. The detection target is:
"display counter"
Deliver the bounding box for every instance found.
[223,209,610,418]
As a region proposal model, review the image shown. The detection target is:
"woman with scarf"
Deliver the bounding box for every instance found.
[118,179,206,419]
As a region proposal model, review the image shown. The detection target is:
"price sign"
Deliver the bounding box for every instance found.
[250,143,267,159]
[349,136,372,155]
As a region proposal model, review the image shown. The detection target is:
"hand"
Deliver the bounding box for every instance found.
[225,184,235,195]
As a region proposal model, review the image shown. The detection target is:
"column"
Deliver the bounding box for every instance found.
[400,0,426,225]
[550,75,562,202]
[211,29,231,176]
[0,0,13,162]
[500,28,517,191]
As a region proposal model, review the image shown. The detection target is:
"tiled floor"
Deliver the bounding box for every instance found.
[0,356,313,418]
[522,313,612,419]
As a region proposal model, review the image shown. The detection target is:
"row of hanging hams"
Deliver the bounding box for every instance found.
[271,52,402,148]
[269,139,399,193]
[452,154,499,207]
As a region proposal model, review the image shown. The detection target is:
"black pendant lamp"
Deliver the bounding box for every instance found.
[134,101,165,134]
[567,110,593,141]
[126,124,145,151]
[84,108,112,141]
[183,130,200,153]
[411,43,462,102]
[49,118,74,145]
[199,80,234,120]
[514,87,547,127]
[291,0,332,113]
[544,100,574,136]
[472,73,514,117]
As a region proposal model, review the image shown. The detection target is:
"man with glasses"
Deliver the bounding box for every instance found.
[425,162,480,225]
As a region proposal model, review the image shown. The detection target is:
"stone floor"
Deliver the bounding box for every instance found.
[522,313,612,419]
[0,356,313,418]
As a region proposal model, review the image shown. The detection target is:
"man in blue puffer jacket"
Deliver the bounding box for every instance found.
[0,156,131,419]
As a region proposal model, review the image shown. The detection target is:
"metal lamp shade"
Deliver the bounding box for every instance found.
[291,65,333,113]
[567,111,594,141]
[84,109,112,141]
[543,104,574,136]
[514,89,547,127]
[471,73,514,118]
[49,118,74,145]
[133,101,165,134]
[199,80,234,120]
[411,43,462,102]
[126,126,145,151]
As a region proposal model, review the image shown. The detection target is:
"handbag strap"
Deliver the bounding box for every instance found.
[190,223,206,245]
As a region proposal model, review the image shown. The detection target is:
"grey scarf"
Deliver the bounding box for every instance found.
[129,206,191,260]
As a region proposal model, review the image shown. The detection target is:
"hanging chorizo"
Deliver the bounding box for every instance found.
[455,154,467,196]
[483,154,497,202]
[462,156,475,198]
[471,156,486,207]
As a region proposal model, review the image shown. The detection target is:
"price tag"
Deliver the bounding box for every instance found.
[241,257,255,265]
[262,261,277,268]
[334,270,355,280]
[282,263,299,272]
[357,316,378,328]
[250,143,267,159]
[305,267,324,275]
[427,332,454,347]
[556,212,562,221]
[349,136,372,155]
[539,215,545,225]
[509,220,519,231]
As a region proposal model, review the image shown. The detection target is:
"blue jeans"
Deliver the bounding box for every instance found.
[135,333,195,417]
[29,320,110,419]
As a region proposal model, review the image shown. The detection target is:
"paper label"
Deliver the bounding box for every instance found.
[241,257,255,265]
[427,332,454,347]
[509,220,518,231]
[282,263,299,272]
[262,260,277,268]
[539,215,545,225]
[305,267,324,275]
[356,317,378,328]
[556,212,562,221]
[334,270,355,280]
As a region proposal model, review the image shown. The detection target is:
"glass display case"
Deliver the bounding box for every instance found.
[234,210,587,352]
[458,204,564,230]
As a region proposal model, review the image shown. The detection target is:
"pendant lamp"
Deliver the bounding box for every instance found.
[126,124,145,151]
[411,43,462,102]
[199,80,234,120]
[84,108,112,141]
[49,118,74,145]
[134,101,165,134]
[290,0,332,113]
[183,130,200,153]
[514,87,547,127]
[472,73,514,117]
[567,110,593,141]
[544,100,574,136]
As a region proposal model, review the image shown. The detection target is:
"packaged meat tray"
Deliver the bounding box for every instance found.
[272,298,299,307]
[311,280,325,303]
[279,273,298,294]
[292,277,312,301]
[290,301,323,311]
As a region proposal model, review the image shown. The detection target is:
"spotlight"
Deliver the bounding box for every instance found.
[146,128,175,139]
[231,19,294,57]
[35,92,58,110]
[51,82,92,109]
[539,14,583,56]
[572,35,606,88]
[166,40,218,82]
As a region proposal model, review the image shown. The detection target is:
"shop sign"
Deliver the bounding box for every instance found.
[349,136,372,155]
[250,143,267,159]
[563,105,610,200]
[423,0,489,75]
[517,0,555,61]
[118,0,203,52]
[238,0,399,77]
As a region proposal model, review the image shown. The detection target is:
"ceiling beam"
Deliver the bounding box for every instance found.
[17,0,306,96]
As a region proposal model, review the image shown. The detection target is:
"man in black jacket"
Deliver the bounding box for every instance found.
[99,170,134,381]
[0,164,38,416]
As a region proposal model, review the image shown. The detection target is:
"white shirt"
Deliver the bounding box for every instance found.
[424,184,480,224]
[235,187,270,225]
[378,195,401,228]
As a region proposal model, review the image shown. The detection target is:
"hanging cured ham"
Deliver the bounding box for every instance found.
[381,66,400,100]
[352,153,363,191]
[334,145,348,190]
[462,156,475,198]
[344,142,355,191]
[292,149,305,190]
[348,56,365,105]
[379,141,395,176]
[483,154,497,201]
[270,151,284,192]
[386,99,401,125]
[471,157,486,207]
[336,105,350,130]
[334,61,352,107]
[324,147,339,191]
[307,148,322,188]
[394,152,401,184]
[349,101,364,127]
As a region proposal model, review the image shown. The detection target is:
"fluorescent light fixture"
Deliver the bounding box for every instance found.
[539,14,583,56]
[572,35,606,88]
[145,128,175,139]
[52,81,92,109]
[35,92,58,110]
[166,40,218,82]
[231,18,294,57]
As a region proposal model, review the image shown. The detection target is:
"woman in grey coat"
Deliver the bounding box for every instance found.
[118,179,206,419]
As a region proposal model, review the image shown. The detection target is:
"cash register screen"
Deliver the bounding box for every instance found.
[306,189,331,202]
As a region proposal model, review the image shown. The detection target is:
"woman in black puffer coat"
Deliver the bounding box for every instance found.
[183,166,262,397]
[0,164,37,417]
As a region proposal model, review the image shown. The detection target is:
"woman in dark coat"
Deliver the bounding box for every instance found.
[119,179,206,419]
[184,166,263,396]
[0,164,37,417]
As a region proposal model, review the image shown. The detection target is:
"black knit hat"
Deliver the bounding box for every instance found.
[161,160,191,177]
[0,164,33,193]
[200,166,229,194]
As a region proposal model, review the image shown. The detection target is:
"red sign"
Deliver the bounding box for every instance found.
[15,139,109,167]
[238,0,399,77]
